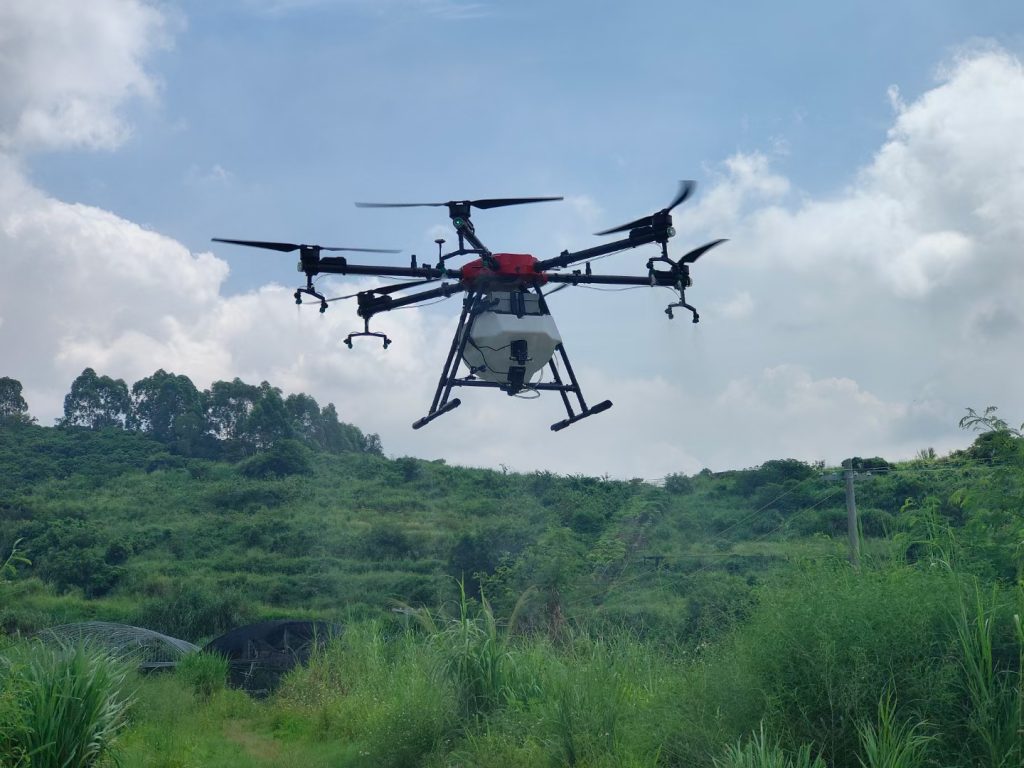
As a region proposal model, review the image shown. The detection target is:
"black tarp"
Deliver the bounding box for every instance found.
[204,619,341,696]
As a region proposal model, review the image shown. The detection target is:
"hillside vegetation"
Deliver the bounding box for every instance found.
[2,373,1024,766]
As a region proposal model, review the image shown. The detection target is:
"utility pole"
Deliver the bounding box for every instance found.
[843,459,860,569]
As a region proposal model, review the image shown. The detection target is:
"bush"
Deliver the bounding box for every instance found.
[238,439,313,479]
[681,566,963,768]
[664,473,694,494]
[133,581,256,639]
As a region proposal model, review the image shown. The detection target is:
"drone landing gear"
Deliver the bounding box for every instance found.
[665,295,699,323]
[344,318,391,349]
[546,343,613,431]
[294,286,329,314]
[411,291,613,431]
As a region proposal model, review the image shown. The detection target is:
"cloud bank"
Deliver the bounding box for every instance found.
[2,6,1022,476]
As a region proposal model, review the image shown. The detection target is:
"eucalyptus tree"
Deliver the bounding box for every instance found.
[0,376,32,425]
[60,368,131,429]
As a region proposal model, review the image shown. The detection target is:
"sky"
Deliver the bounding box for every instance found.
[2,0,1024,478]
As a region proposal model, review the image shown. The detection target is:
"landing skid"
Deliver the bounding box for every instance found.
[411,291,613,431]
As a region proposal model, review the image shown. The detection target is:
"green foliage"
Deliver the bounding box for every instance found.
[693,566,962,768]
[1,538,30,581]
[0,376,33,425]
[855,691,933,768]
[238,439,313,479]
[31,518,125,597]
[663,472,694,494]
[276,623,455,767]
[12,398,1024,767]
[60,367,132,429]
[1,643,132,768]
[176,651,229,700]
[953,585,1023,767]
[129,369,208,451]
[715,724,826,768]
[134,581,256,639]
[412,582,527,719]
[735,459,817,495]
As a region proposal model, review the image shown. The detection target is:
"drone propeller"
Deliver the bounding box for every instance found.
[679,238,728,264]
[355,197,562,210]
[211,238,400,254]
[595,180,696,236]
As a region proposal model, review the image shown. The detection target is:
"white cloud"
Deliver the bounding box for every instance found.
[0,0,169,152]
[713,291,754,320]
[2,14,1024,475]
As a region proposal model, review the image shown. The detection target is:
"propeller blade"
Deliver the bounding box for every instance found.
[594,215,649,237]
[471,196,563,209]
[679,238,728,264]
[321,246,402,253]
[354,202,447,208]
[355,196,562,210]
[212,238,300,252]
[594,180,697,236]
[667,180,696,212]
[212,238,399,254]
[369,278,440,296]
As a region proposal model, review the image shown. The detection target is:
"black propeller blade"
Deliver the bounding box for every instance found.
[212,238,400,254]
[595,180,696,236]
[354,196,562,210]
[679,238,728,264]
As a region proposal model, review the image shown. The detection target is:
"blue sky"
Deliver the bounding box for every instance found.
[4,1,1024,476]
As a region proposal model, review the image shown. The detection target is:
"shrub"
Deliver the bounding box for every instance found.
[664,473,694,494]
[685,565,962,768]
[238,439,312,479]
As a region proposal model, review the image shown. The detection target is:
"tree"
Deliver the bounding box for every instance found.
[0,377,33,425]
[321,402,377,454]
[128,370,206,451]
[246,382,292,451]
[60,368,131,429]
[205,378,261,456]
[285,392,326,449]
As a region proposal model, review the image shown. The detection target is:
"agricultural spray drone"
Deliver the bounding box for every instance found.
[213,181,726,431]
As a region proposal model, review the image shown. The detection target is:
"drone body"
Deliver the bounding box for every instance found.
[213,183,726,431]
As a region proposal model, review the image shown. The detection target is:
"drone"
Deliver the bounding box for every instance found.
[213,181,726,431]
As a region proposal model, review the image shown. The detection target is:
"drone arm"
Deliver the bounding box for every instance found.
[357,282,467,319]
[545,272,678,288]
[534,227,669,272]
[313,257,455,281]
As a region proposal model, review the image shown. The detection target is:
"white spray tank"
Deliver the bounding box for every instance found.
[461,291,561,392]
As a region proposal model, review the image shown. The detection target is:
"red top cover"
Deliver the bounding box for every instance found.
[460,253,548,288]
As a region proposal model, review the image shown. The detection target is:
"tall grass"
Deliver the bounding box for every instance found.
[669,565,963,767]
[176,651,228,700]
[275,622,456,767]
[407,581,533,719]
[855,690,933,768]
[954,585,1022,767]
[714,724,825,768]
[2,642,133,768]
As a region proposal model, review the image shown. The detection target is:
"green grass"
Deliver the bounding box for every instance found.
[1,642,133,768]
